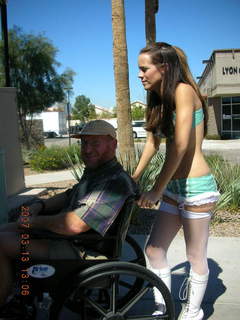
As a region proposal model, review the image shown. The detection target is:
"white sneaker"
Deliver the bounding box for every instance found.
[152,303,166,316]
[178,306,204,320]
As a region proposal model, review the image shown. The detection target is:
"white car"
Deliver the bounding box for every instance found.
[132,121,146,138]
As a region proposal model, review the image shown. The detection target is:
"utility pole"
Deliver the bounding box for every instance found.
[65,87,72,146]
[1,1,10,86]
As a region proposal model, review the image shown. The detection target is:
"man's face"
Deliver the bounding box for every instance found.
[80,135,117,169]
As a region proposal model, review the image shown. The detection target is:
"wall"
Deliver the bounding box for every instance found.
[213,51,240,96]
[208,97,222,136]
[31,111,67,135]
[0,88,25,196]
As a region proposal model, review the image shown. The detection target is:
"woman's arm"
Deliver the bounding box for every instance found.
[138,84,195,207]
[132,131,160,182]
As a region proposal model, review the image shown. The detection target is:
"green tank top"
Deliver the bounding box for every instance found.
[173,108,204,128]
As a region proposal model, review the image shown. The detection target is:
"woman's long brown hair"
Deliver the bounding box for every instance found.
[140,42,208,137]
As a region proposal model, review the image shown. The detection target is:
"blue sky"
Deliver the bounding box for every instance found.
[5,0,240,109]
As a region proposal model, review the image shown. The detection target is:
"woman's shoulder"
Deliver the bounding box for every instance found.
[175,83,197,107]
[175,82,195,96]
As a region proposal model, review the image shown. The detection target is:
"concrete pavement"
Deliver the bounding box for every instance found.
[55,234,240,319]
[123,234,240,319]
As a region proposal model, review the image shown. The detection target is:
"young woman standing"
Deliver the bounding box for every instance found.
[133,42,220,320]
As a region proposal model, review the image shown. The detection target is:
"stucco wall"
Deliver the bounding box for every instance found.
[208,97,222,136]
[0,87,25,196]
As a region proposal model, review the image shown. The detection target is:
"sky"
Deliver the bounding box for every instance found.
[4,0,240,109]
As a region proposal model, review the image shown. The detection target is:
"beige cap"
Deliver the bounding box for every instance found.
[72,120,116,139]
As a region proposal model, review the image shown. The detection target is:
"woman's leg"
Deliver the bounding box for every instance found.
[145,203,182,314]
[182,216,210,275]
[145,206,182,269]
[179,204,213,320]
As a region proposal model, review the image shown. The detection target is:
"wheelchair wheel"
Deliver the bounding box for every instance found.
[50,262,175,319]
[61,234,146,314]
[124,235,146,267]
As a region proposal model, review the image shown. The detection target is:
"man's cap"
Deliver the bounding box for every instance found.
[71,120,116,139]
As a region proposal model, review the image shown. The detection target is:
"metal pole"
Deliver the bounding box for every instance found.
[1,3,11,87]
[67,89,71,146]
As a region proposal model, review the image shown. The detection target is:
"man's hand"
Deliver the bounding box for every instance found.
[27,202,45,217]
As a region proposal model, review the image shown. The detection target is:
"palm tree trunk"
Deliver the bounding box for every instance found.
[145,0,159,44]
[111,0,136,170]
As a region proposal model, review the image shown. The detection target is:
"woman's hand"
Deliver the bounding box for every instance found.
[132,173,140,183]
[137,189,161,209]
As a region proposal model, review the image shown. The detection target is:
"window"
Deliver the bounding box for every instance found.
[222,96,240,138]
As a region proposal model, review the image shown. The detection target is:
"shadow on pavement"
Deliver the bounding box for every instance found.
[171,258,226,319]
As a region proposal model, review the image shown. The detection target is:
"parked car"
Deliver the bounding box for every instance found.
[132,120,146,138]
[44,131,58,138]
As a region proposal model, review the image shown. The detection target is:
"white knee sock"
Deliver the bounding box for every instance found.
[179,269,209,320]
[149,266,171,314]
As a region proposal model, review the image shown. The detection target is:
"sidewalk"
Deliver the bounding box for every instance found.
[25,169,75,187]
[123,234,240,319]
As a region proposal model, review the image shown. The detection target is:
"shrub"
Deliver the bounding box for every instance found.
[205,134,221,140]
[206,154,240,211]
[65,144,84,180]
[29,144,82,172]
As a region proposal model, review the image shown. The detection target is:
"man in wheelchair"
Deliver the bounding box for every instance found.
[0,120,138,318]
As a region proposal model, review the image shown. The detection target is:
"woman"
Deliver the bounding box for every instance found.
[132,42,220,320]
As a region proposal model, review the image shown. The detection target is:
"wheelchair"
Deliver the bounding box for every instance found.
[16,197,175,319]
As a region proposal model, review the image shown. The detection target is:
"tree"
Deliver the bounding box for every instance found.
[0,27,75,148]
[131,105,145,121]
[98,111,114,120]
[111,0,135,169]
[72,95,96,122]
[145,0,159,44]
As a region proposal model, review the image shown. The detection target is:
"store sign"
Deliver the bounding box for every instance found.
[222,66,240,75]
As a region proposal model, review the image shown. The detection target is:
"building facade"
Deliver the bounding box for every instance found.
[198,49,240,139]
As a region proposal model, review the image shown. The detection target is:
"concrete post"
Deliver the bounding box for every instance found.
[0,148,8,224]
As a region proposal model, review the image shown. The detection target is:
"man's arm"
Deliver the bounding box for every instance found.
[0,191,70,233]
[20,210,90,236]
[28,191,69,216]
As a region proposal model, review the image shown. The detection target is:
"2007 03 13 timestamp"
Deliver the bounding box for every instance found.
[19,205,31,296]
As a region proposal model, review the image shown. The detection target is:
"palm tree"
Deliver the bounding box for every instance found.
[145,0,159,44]
[111,0,136,169]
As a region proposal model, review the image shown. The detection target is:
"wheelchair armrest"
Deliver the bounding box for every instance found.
[27,229,110,242]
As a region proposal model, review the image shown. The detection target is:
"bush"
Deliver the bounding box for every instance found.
[206,154,240,211]
[205,134,221,140]
[126,150,240,225]
[21,146,38,165]
[29,144,82,172]
[65,144,84,180]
